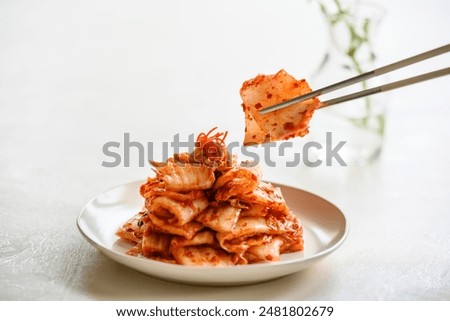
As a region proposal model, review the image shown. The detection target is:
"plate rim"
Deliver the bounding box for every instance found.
[76,180,349,273]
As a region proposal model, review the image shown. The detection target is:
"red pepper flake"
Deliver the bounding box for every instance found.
[283,122,295,131]
[266,93,272,99]
[255,102,262,109]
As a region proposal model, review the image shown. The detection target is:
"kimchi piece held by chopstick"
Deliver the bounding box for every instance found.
[240,69,320,145]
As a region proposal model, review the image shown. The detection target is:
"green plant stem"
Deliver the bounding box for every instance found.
[317,0,385,136]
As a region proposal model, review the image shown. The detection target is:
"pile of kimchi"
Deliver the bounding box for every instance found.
[116,128,304,266]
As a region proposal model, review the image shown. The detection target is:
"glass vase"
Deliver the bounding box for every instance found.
[310,0,386,166]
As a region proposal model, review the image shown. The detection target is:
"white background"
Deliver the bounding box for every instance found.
[1,0,449,300]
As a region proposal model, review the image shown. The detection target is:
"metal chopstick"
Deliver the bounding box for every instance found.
[318,67,450,109]
[259,43,450,115]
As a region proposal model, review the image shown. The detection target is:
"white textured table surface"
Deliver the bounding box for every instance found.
[1,0,449,300]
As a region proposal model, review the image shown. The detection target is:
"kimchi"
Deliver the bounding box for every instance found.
[116,128,304,266]
[240,69,320,146]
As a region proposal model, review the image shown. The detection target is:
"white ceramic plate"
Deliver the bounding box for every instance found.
[77,180,348,286]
